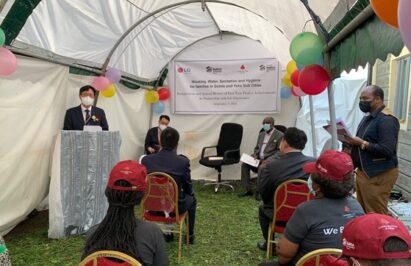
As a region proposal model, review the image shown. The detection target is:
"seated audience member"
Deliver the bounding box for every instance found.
[238,117,283,198]
[142,127,197,244]
[0,236,11,266]
[63,85,109,131]
[82,160,168,266]
[145,115,170,154]
[275,150,364,265]
[257,127,315,251]
[341,213,411,266]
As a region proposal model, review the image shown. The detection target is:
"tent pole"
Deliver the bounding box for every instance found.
[309,96,318,157]
[327,80,338,150]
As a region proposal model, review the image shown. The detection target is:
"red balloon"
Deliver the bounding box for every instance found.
[290,70,300,86]
[298,65,329,95]
[158,87,170,101]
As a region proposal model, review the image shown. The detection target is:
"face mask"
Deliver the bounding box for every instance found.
[307,176,316,196]
[81,96,94,106]
[262,123,271,132]
[159,124,167,131]
[359,100,372,113]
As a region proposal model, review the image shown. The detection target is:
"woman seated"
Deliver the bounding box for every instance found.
[82,160,168,266]
[275,150,364,265]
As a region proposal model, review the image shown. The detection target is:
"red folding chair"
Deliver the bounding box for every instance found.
[266,179,314,259]
[142,172,189,262]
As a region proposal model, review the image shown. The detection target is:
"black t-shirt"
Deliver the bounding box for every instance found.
[284,196,364,264]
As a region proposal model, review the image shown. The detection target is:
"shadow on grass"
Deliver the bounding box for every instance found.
[5,181,278,265]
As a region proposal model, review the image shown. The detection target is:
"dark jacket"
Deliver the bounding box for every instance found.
[144,127,160,154]
[253,129,283,160]
[353,106,399,177]
[63,105,109,131]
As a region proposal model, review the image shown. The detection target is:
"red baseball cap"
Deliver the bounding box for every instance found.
[341,213,411,260]
[107,160,147,191]
[303,150,353,181]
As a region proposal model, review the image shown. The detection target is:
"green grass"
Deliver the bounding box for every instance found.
[5,182,276,265]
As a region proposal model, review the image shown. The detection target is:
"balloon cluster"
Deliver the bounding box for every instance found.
[370,0,411,53]
[91,67,122,98]
[280,32,330,98]
[145,87,170,114]
[0,27,17,76]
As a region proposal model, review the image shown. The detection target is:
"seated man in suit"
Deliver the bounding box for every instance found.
[238,117,283,198]
[63,85,109,131]
[144,115,170,154]
[256,127,315,251]
[141,127,196,244]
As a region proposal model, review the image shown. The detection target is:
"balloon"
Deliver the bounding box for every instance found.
[291,86,307,97]
[145,90,159,103]
[105,68,121,83]
[92,76,110,91]
[290,32,323,66]
[0,47,17,76]
[290,70,300,86]
[282,73,292,88]
[158,87,170,101]
[299,65,329,95]
[371,0,399,28]
[0,28,5,46]
[280,87,292,99]
[152,101,165,113]
[286,60,297,74]
[399,0,411,51]
[101,84,116,98]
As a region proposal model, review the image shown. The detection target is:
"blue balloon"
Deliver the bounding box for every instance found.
[280,87,292,99]
[152,101,165,113]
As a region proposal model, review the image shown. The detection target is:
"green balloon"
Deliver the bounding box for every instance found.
[0,28,5,46]
[289,32,323,66]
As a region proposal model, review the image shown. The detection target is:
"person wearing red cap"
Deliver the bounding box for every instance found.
[274,150,364,266]
[82,160,168,266]
[341,213,411,265]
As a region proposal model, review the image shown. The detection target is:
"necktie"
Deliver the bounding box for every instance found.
[85,110,90,123]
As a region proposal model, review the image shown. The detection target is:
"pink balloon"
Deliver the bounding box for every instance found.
[292,86,307,96]
[399,0,411,52]
[105,67,121,84]
[299,65,329,95]
[0,47,17,76]
[92,76,110,91]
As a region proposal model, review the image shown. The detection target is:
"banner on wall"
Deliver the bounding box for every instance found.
[172,58,280,114]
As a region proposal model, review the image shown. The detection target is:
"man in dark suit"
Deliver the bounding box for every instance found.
[238,117,283,197]
[141,127,197,243]
[63,85,109,131]
[256,127,315,251]
[144,115,170,154]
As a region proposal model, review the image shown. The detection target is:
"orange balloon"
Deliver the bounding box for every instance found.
[371,0,399,28]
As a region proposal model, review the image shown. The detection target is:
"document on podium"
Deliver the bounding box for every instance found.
[240,153,260,168]
[323,118,352,142]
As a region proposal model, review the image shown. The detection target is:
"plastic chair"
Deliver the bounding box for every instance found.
[296,248,346,266]
[79,250,142,266]
[266,179,313,259]
[142,172,189,262]
[199,123,243,192]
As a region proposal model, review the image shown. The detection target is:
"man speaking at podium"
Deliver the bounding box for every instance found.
[63,85,109,131]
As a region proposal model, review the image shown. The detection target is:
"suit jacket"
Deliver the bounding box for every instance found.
[253,129,283,160]
[144,127,161,154]
[141,149,194,208]
[63,105,109,131]
[258,151,315,210]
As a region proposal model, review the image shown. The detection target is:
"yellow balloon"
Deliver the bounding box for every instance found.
[145,90,159,103]
[282,73,292,88]
[101,84,116,98]
[286,60,297,74]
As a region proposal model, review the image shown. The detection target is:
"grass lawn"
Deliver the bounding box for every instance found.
[4,181,278,265]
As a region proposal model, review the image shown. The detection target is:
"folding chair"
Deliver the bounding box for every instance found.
[296,248,346,266]
[142,172,189,263]
[266,179,313,259]
[79,250,142,266]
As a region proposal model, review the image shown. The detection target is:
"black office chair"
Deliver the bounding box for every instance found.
[199,123,243,192]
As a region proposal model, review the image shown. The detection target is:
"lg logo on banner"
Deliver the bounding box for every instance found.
[177,67,191,73]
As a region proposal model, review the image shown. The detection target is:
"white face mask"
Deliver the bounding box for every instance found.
[307,176,316,196]
[81,96,94,106]
[159,124,167,131]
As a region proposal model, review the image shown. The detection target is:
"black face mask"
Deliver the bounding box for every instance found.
[359,100,372,113]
